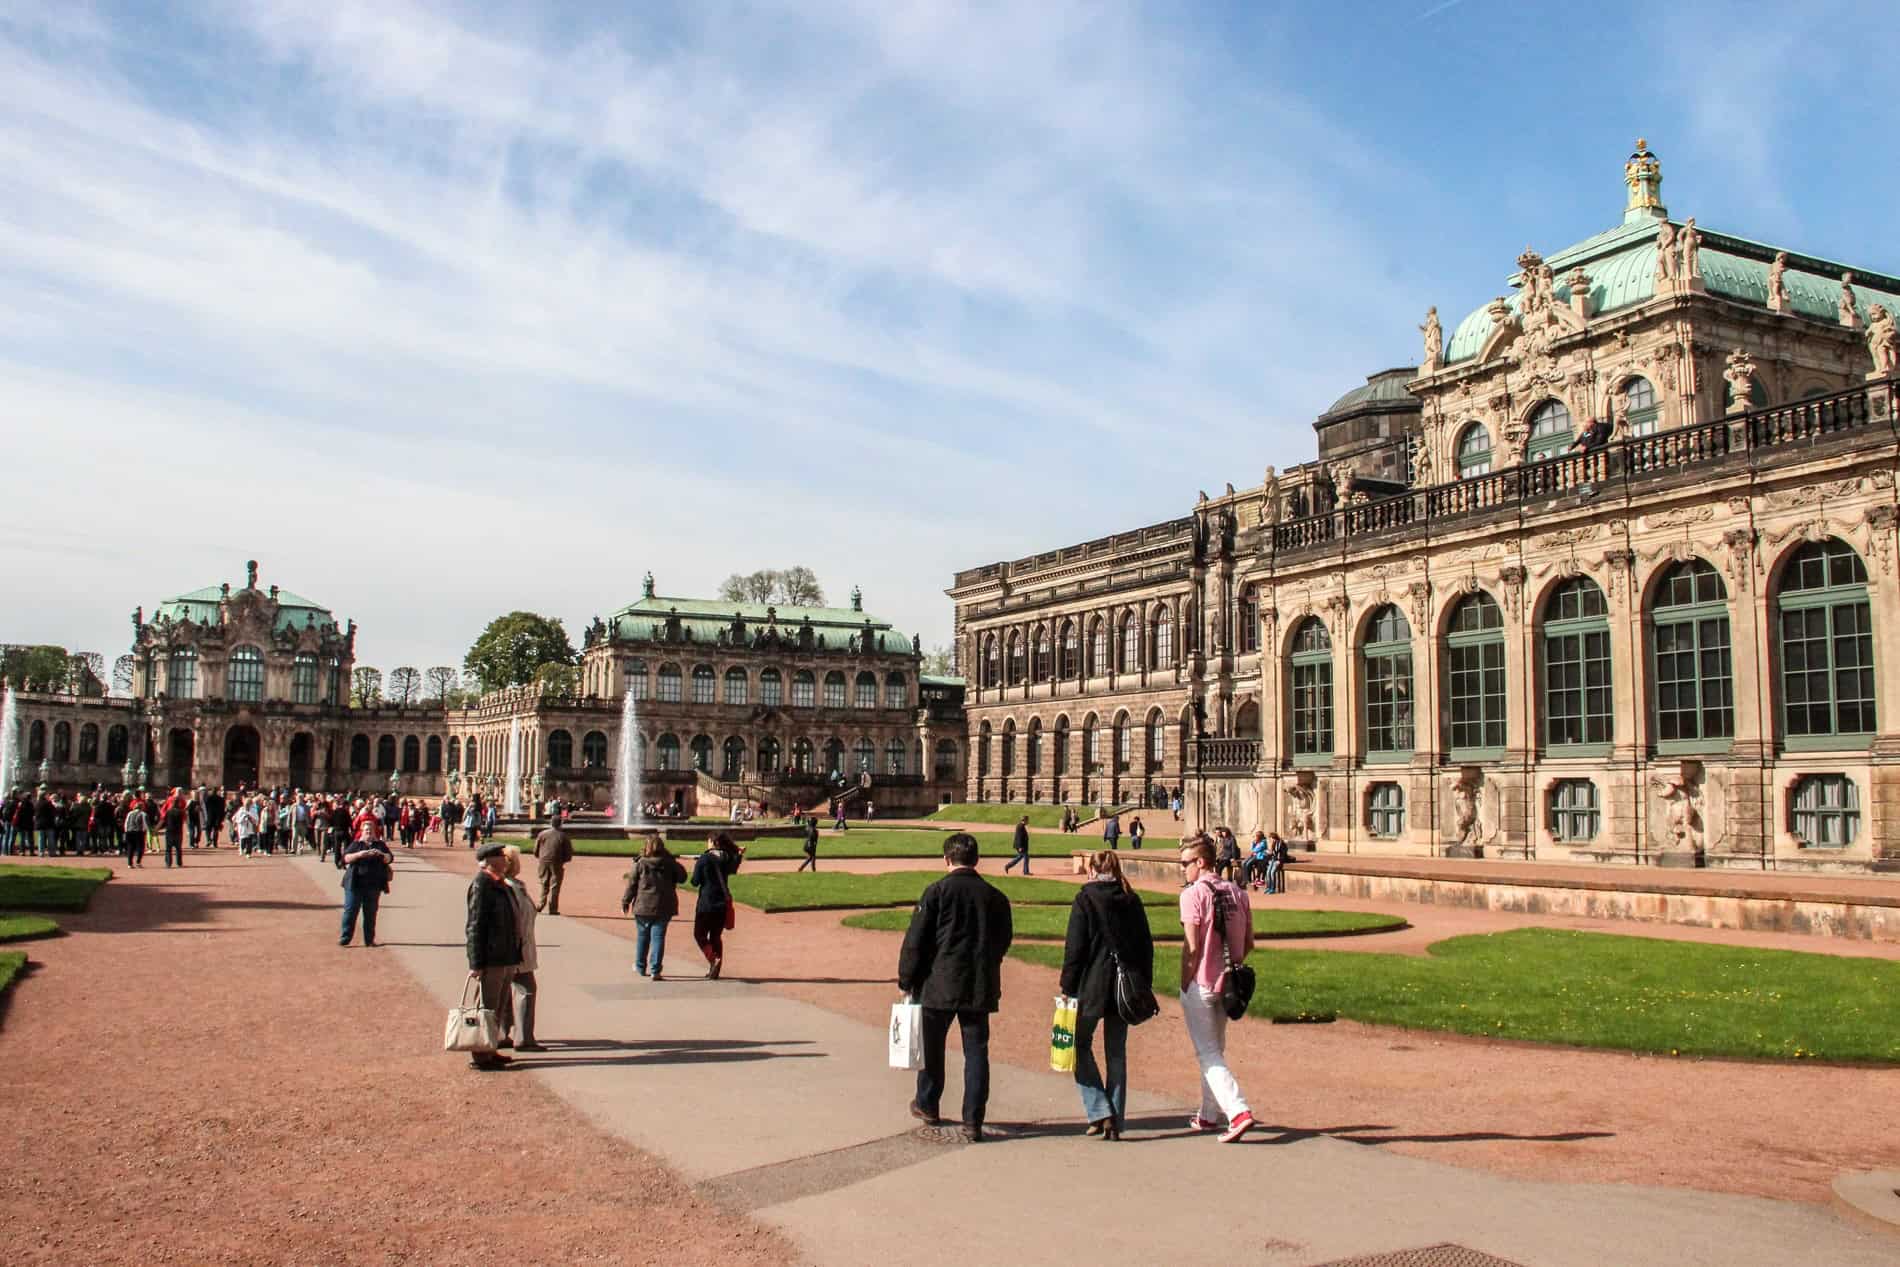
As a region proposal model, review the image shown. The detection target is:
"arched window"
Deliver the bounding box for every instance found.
[982,635,1000,688]
[760,668,783,708]
[1362,604,1414,757]
[854,737,875,774]
[27,720,44,761]
[1622,376,1660,436]
[1651,560,1734,747]
[1456,422,1493,477]
[465,736,479,773]
[447,736,461,772]
[1237,588,1259,655]
[547,730,573,768]
[1006,634,1026,686]
[582,731,608,768]
[168,648,198,700]
[1113,712,1131,771]
[758,736,781,773]
[855,672,878,709]
[1233,699,1261,738]
[934,739,959,778]
[292,653,318,704]
[1525,399,1572,462]
[1446,593,1506,757]
[1151,609,1174,669]
[350,734,371,770]
[1026,719,1042,774]
[823,738,845,774]
[228,645,264,702]
[52,721,71,763]
[1288,618,1334,759]
[791,737,814,772]
[976,722,992,775]
[1001,721,1016,775]
[324,657,342,705]
[792,670,816,708]
[656,664,682,703]
[106,725,128,765]
[1184,598,1200,653]
[1119,615,1140,674]
[824,672,847,709]
[656,733,680,770]
[1778,539,1875,743]
[426,736,443,772]
[1792,774,1859,846]
[1088,620,1108,678]
[1082,714,1099,773]
[1059,621,1078,679]
[885,672,907,710]
[1031,628,1051,683]
[1368,783,1405,838]
[1147,709,1165,768]
[690,665,715,705]
[1053,716,1070,775]
[625,658,648,700]
[886,738,906,775]
[377,735,397,771]
[689,734,713,772]
[402,735,421,772]
[724,668,749,706]
[1543,578,1612,749]
[723,736,747,779]
[1550,780,1600,842]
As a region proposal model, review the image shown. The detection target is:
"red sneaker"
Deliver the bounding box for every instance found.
[1218,1112,1256,1143]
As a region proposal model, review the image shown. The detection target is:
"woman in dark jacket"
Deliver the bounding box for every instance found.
[1059,849,1154,1140]
[688,833,745,979]
[621,834,687,980]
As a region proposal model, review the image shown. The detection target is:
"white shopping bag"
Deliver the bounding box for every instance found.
[889,996,924,1071]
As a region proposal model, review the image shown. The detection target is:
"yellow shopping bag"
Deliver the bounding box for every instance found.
[1049,995,1079,1072]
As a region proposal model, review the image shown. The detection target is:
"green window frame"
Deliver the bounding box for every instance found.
[824,672,847,709]
[1777,539,1875,747]
[1543,578,1612,751]
[759,668,782,707]
[1650,560,1733,751]
[1446,593,1506,758]
[228,645,264,703]
[168,648,198,700]
[291,653,318,705]
[725,668,749,706]
[656,664,681,703]
[1791,774,1859,847]
[791,670,815,708]
[1623,375,1660,436]
[1368,782,1405,837]
[1525,399,1572,462]
[1362,604,1414,759]
[1550,779,1600,842]
[855,672,878,709]
[690,734,713,772]
[1289,618,1334,762]
[1456,422,1493,477]
[691,665,716,705]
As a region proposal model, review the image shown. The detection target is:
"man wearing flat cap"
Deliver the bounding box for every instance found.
[465,842,522,1070]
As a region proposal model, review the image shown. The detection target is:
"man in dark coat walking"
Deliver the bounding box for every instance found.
[797,813,820,872]
[466,843,523,1070]
[1004,815,1031,874]
[898,833,1013,1141]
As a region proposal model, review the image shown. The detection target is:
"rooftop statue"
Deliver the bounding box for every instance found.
[1839,273,1863,328]
[1653,221,1679,282]
[1867,304,1899,375]
[1679,217,1702,281]
[1767,251,1790,311]
[1623,138,1664,214]
[1419,305,1442,368]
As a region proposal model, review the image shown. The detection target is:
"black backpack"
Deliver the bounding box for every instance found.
[1210,885,1256,1021]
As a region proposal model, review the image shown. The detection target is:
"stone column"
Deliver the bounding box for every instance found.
[1721,525,1773,864]
[1499,565,1532,851]
[1603,549,1642,859]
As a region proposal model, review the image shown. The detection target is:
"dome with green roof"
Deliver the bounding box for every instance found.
[152,561,340,634]
[604,577,914,656]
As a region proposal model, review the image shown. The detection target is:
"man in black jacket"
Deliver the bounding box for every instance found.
[466,843,523,1070]
[897,833,1013,1141]
[797,813,820,872]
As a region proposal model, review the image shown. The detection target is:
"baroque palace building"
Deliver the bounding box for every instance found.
[8,566,965,816]
[949,140,1900,872]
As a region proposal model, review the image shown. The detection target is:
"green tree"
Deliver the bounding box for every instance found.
[425,665,460,701]
[387,666,422,705]
[351,666,383,706]
[777,565,824,606]
[534,661,580,697]
[1,644,73,691]
[920,644,956,676]
[464,612,577,694]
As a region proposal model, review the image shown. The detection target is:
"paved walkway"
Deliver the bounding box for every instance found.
[298,854,1896,1267]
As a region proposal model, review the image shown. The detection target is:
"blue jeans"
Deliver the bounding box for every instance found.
[37,828,55,856]
[1004,849,1030,874]
[1073,1012,1128,1127]
[340,886,381,944]
[1264,860,1283,893]
[635,916,668,974]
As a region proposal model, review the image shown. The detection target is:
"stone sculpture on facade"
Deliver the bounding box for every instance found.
[1679,217,1702,283]
[1650,761,1706,865]
[1723,348,1759,414]
[1766,250,1790,312]
[1623,138,1663,212]
[1420,306,1442,369]
[1839,273,1862,329]
[1653,220,1679,283]
[1447,767,1496,857]
[1867,304,1900,376]
[1284,779,1317,841]
[1260,466,1282,525]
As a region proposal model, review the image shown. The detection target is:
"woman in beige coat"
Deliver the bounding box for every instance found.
[500,845,544,1052]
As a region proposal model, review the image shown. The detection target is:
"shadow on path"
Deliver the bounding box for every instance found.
[513,1036,825,1070]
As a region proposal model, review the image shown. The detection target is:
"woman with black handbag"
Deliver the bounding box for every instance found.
[1059,850,1155,1141]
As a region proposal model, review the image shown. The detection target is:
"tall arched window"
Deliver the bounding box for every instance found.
[79,723,99,763]
[854,737,875,774]
[934,739,958,778]
[52,721,71,763]
[855,672,878,708]
[656,733,680,770]
[402,735,421,772]
[792,670,816,708]
[1026,719,1041,774]
[107,724,129,765]
[758,736,781,773]
[1113,712,1131,771]
[350,734,371,770]
[1082,714,1099,773]
[582,731,608,768]
[292,653,318,704]
[426,736,443,772]
[1543,577,1612,749]
[1032,627,1051,682]
[1053,716,1070,775]
[690,665,715,705]
[884,672,907,710]
[1525,399,1572,462]
[760,667,783,707]
[547,730,574,768]
[977,722,992,775]
[227,646,264,702]
[1237,588,1259,654]
[790,737,813,773]
[1362,604,1414,758]
[1146,709,1165,769]
[1651,560,1734,747]
[1119,615,1140,673]
[1005,634,1025,686]
[324,657,342,705]
[656,664,682,702]
[1778,539,1876,743]
[886,738,906,775]
[1001,721,1016,775]
[376,735,397,771]
[1088,620,1107,678]
[27,720,44,761]
[1289,618,1334,759]
[465,736,479,772]
[1446,593,1506,757]
[168,648,198,700]
[1151,609,1174,669]
[625,658,648,700]
[722,736,746,779]
[824,672,847,709]
[1622,376,1660,436]
[724,668,749,706]
[690,734,713,772]
[1456,422,1493,477]
[447,736,461,772]
[1059,621,1078,679]
[823,738,845,774]
[982,635,1000,688]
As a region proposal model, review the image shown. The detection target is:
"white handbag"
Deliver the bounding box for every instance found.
[444,978,501,1054]
[889,996,924,1071]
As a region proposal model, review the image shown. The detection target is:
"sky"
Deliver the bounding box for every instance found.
[4,0,1898,681]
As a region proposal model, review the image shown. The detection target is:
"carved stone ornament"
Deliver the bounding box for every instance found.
[1602,549,1636,604]
[1641,504,1716,531]
[1408,580,1431,632]
[1325,593,1351,620]
[1498,564,1527,619]
[1723,348,1759,415]
[1863,505,1898,577]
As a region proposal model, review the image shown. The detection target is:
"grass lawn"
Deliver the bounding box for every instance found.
[727,870,1175,913]
[0,914,60,943]
[928,803,1077,829]
[844,905,1403,941]
[737,828,1085,861]
[1016,927,1900,1063]
[0,950,23,996]
[0,864,112,912]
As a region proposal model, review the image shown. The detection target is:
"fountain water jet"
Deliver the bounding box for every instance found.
[613,688,644,827]
[0,683,18,793]
[504,716,523,815]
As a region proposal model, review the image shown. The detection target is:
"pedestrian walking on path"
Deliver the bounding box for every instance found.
[1060,850,1153,1140]
[1101,811,1120,850]
[898,833,1013,1142]
[501,846,544,1051]
[534,815,573,915]
[465,842,522,1070]
[121,799,148,868]
[689,833,745,979]
[797,813,820,872]
[1004,815,1031,874]
[622,835,686,979]
[1177,835,1255,1143]
[338,825,393,947]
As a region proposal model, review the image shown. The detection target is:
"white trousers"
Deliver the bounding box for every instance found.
[1180,985,1249,1123]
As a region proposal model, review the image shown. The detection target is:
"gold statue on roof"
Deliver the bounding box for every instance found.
[1625,138,1664,214]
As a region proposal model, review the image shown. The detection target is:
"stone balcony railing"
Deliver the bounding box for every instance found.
[1191,736,1260,774]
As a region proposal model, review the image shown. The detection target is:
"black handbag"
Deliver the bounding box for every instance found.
[1091,887,1159,1026]
[1211,885,1256,1021]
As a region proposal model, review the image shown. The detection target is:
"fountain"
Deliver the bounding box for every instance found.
[614,687,643,827]
[0,682,18,793]
[503,716,523,815]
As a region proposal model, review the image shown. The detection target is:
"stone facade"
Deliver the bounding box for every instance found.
[951,141,1900,873]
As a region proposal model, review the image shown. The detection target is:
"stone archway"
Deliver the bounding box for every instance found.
[166,728,194,790]
[224,725,261,790]
[288,732,314,790]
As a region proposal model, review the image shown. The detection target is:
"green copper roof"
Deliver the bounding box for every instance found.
[608,595,915,656]
[154,584,339,633]
[1321,367,1421,418]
